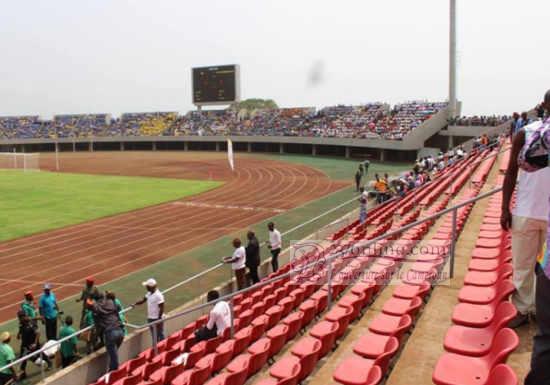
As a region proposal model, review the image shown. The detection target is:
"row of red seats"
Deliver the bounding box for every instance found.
[471,149,498,185]
[330,149,498,385]
[432,177,519,385]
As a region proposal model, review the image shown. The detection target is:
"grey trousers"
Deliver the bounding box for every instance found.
[525,265,550,385]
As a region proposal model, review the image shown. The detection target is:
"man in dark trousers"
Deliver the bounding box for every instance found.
[354,168,362,192]
[17,312,51,380]
[38,284,59,341]
[87,295,124,371]
[267,222,282,273]
[245,231,261,284]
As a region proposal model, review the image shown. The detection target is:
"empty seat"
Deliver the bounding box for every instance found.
[282,311,304,341]
[266,324,290,359]
[309,320,339,357]
[463,264,513,287]
[392,282,431,300]
[444,302,517,356]
[298,300,317,327]
[269,355,301,384]
[338,293,365,321]
[290,336,322,381]
[353,333,398,361]
[324,305,354,339]
[485,364,518,385]
[382,296,422,318]
[368,314,412,341]
[333,360,383,385]
[458,280,514,305]
[246,337,272,375]
[265,305,284,329]
[208,356,248,385]
[433,328,519,385]
[471,247,502,260]
[452,297,513,328]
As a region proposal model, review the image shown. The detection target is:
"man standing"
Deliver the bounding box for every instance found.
[21,291,39,328]
[223,239,247,290]
[39,284,59,341]
[501,117,550,328]
[513,90,550,385]
[86,296,124,371]
[76,277,99,328]
[267,222,282,273]
[17,312,51,379]
[354,168,362,192]
[359,187,368,224]
[59,316,78,368]
[0,332,17,385]
[245,231,261,284]
[194,290,231,342]
[133,279,165,343]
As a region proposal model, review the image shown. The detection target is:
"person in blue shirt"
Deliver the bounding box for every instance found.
[38,283,59,341]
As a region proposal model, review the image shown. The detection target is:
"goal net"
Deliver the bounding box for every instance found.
[0,153,40,172]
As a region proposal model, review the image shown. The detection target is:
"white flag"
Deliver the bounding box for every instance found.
[227,139,235,171]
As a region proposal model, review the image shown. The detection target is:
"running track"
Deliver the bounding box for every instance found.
[0,152,347,323]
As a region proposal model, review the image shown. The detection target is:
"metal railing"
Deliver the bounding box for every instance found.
[122,185,504,356]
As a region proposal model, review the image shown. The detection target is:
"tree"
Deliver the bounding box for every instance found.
[230,98,278,111]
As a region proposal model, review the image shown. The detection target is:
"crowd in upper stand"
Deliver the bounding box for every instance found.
[0,101,447,141]
[448,115,512,127]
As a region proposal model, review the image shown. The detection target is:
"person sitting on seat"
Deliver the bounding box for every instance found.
[194,290,231,342]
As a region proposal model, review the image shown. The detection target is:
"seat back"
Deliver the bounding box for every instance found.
[121,374,142,385]
[366,365,383,385]
[126,356,146,373]
[498,263,514,280]
[496,280,516,302]
[163,348,181,366]
[225,364,249,385]
[105,367,127,384]
[487,328,520,368]
[163,364,185,384]
[373,336,399,373]
[142,361,162,380]
[486,364,518,385]
[185,349,206,369]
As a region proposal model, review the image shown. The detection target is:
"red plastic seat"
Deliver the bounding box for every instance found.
[392,282,430,300]
[132,360,162,380]
[255,377,298,385]
[282,311,304,341]
[468,258,501,272]
[476,237,501,249]
[310,291,328,314]
[463,264,513,287]
[118,374,142,385]
[432,328,519,385]
[444,302,517,356]
[324,305,354,339]
[350,283,375,307]
[368,314,412,341]
[278,297,295,317]
[458,280,514,305]
[298,300,317,327]
[452,295,513,328]
[104,368,127,385]
[120,356,146,374]
[290,336,322,381]
[239,309,254,326]
[171,358,211,385]
[246,337,272,375]
[309,320,339,357]
[250,316,268,342]
[265,305,284,329]
[335,337,398,380]
[269,355,301,384]
[471,247,502,260]
[485,364,518,385]
[333,359,383,385]
[266,324,290,359]
[338,293,365,321]
[353,333,396,359]
[289,288,305,306]
[150,363,184,384]
[183,348,206,370]
[209,357,248,385]
[382,296,422,318]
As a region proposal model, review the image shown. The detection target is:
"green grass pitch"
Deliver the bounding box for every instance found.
[0,170,222,242]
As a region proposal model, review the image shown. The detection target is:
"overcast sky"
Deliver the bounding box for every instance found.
[0,0,547,118]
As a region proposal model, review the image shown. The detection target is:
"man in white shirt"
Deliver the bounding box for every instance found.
[133,278,165,342]
[501,119,550,328]
[194,290,231,341]
[223,239,247,290]
[268,222,282,272]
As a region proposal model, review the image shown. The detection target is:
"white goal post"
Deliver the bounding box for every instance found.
[0,152,40,172]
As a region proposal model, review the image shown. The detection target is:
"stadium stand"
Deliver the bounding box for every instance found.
[0,101,447,141]
[76,144,508,385]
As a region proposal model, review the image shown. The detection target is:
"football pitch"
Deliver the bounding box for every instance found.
[0,170,222,242]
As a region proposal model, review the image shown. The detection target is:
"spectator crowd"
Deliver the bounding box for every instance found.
[0,101,447,141]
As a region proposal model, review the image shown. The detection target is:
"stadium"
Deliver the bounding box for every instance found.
[1,1,548,385]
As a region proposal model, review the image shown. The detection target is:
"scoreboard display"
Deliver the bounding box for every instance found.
[192,65,240,105]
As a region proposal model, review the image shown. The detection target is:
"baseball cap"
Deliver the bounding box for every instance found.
[142,278,157,287]
[24,290,33,296]
[44,283,52,290]
[86,277,94,284]
[0,332,10,342]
